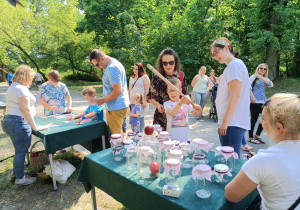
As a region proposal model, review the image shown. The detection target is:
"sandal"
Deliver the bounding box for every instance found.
[248,138,260,144]
[249,151,256,157]
[254,135,265,143]
[242,144,254,151]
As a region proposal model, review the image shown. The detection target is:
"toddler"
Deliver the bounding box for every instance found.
[127,93,144,133]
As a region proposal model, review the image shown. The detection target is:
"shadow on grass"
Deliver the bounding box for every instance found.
[0,151,126,209]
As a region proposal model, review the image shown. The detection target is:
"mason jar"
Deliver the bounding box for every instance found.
[168,149,183,161]
[137,133,161,178]
[164,158,182,187]
[214,164,231,184]
[180,142,193,168]
[113,144,124,161]
[126,146,137,170]
[193,153,209,166]
[162,140,175,163]
[221,146,236,172]
[110,133,123,155]
[193,164,212,199]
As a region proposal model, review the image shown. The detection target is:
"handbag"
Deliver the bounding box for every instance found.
[45,159,76,184]
[29,140,50,173]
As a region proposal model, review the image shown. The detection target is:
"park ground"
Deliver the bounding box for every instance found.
[0,78,299,209]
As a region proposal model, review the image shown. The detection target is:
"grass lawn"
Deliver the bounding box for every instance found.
[0,77,298,209]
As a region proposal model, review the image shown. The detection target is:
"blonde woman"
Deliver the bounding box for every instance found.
[248,63,273,144]
[225,93,300,209]
[1,65,47,186]
[191,66,208,118]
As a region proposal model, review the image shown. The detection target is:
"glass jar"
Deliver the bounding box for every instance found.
[168,149,183,161]
[153,124,162,136]
[110,133,123,154]
[180,142,193,168]
[214,164,231,184]
[192,164,213,199]
[162,140,175,163]
[192,139,213,163]
[163,158,182,187]
[215,146,226,163]
[113,144,124,161]
[157,131,171,144]
[221,146,237,173]
[126,146,137,170]
[137,134,161,178]
[123,139,135,157]
[193,153,208,166]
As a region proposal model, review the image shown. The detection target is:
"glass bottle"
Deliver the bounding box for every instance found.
[163,158,182,187]
[193,164,213,199]
[180,142,193,168]
[137,133,161,178]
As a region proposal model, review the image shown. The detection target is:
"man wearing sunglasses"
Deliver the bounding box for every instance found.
[90,49,129,136]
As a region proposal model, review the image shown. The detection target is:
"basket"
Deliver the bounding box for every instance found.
[37,168,51,180]
[30,140,50,173]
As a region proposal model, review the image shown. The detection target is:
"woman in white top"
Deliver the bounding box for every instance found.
[210,37,250,158]
[128,63,150,132]
[225,93,300,210]
[1,65,47,186]
[191,66,208,116]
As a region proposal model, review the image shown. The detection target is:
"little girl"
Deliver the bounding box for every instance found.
[127,93,145,133]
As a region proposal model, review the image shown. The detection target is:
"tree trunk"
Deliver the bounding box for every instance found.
[264,0,283,80]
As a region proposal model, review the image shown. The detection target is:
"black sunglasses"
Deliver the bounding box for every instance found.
[259,67,267,71]
[162,61,175,66]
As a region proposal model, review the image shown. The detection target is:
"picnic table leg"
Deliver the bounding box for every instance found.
[91,185,97,210]
[48,154,57,191]
[101,136,106,150]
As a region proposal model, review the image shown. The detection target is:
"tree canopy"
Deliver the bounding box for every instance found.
[1,0,299,81]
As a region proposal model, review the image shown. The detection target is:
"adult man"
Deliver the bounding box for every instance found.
[90,49,129,135]
[38,70,72,116]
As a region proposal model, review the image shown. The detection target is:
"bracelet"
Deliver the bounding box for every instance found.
[82,116,86,120]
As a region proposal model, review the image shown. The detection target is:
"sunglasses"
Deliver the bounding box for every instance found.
[259,67,267,71]
[162,61,175,66]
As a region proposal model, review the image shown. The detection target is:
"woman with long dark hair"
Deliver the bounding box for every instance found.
[147,48,189,131]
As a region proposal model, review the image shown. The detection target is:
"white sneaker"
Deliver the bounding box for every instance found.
[9,169,29,181]
[15,175,37,186]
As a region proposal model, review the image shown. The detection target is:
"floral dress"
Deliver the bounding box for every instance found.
[147,72,189,131]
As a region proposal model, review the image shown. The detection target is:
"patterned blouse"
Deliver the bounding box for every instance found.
[38,81,70,116]
[147,71,189,131]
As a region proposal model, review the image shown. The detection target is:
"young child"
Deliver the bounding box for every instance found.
[67,87,103,124]
[127,93,144,133]
[164,77,202,142]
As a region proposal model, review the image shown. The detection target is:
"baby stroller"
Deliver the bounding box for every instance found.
[209,84,218,122]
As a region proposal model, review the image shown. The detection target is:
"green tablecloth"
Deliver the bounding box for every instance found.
[32,114,111,155]
[78,149,258,210]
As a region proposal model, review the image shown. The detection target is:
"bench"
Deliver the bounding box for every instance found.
[0,101,6,116]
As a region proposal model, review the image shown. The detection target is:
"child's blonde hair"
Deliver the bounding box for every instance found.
[131,93,145,106]
[82,87,96,97]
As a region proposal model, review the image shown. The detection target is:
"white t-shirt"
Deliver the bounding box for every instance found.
[6,82,36,116]
[242,140,300,210]
[215,59,250,130]
[163,100,194,142]
[36,73,42,81]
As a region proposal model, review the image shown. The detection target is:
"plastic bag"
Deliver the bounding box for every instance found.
[45,159,76,184]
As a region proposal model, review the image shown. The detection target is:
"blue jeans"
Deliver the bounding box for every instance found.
[1,115,32,179]
[194,92,206,109]
[242,135,246,145]
[139,116,145,133]
[219,126,246,158]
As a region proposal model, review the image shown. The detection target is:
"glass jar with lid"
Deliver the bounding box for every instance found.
[163,158,182,187]
[214,164,232,184]
[137,129,161,178]
[110,133,123,154]
[180,142,193,168]
[192,164,213,199]
[168,149,183,162]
